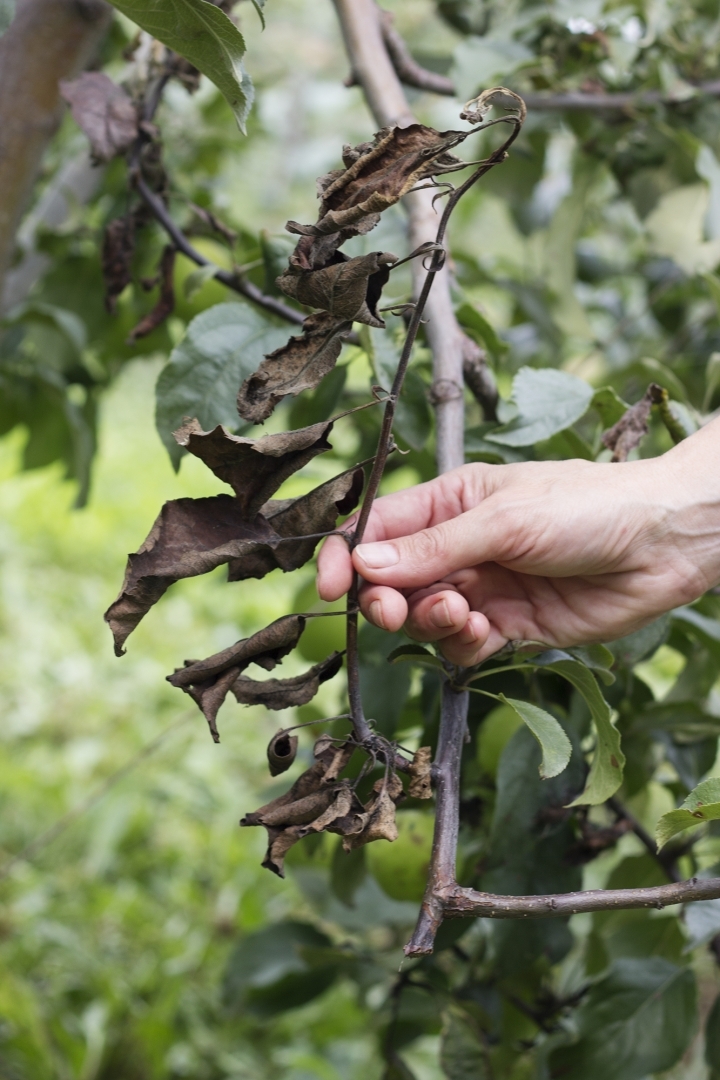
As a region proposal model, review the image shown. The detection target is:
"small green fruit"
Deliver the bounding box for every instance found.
[476,703,523,778]
[366,811,434,902]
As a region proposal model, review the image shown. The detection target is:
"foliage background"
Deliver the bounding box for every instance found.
[2,0,720,1077]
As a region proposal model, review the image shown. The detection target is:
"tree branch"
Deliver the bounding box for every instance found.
[0,0,112,297]
[376,8,720,114]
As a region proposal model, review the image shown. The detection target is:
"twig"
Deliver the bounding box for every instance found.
[375,10,720,114]
[608,794,681,883]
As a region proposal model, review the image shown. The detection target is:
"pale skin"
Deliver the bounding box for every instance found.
[317,417,720,666]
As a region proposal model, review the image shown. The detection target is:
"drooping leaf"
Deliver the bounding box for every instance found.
[173,418,334,515]
[485,366,594,447]
[287,124,470,238]
[548,659,625,805]
[549,958,697,1080]
[155,302,289,468]
[343,773,404,851]
[656,778,720,849]
[227,466,364,581]
[181,665,239,744]
[236,312,352,424]
[497,694,572,779]
[59,73,139,162]
[106,0,254,131]
[267,730,299,777]
[277,251,398,328]
[168,614,306,690]
[101,215,136,312]
[231,652,343,710]
[104,495,283,655]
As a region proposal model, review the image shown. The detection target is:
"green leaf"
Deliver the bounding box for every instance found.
[684,896,720,951]
[706,992,720,1075]
[3,300,87,353]
[155,302,288,469]
[456,302,507,360]
[387,644,445,670]
[182,262,218,299]
[497,695,572,779]
[547,659,625,805]
[486,367,594,447]
[549,958,697,1080]
[592,385,629,427]
[395,368,431,452]
[656,778,720,849]
[440,1008,489,1080]
[566,643,616,684]
[609,614,670,667]
[330,842,366,908]
[106,0,254,130]
[359,624,412,738]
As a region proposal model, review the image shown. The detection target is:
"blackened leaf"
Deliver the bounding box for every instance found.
[60,72,138,161]
[277,252,397,328]
[288,124,469,237]
[102,215,135,313]
[267,730,299,776]
[168,614,306,689]
[237,312,352,424]
[174,418,334,515]
[106,0,254,132]
[227,466,363,581]
[127,246,176,343]
[155,302,289,469]
[104,495,280,655]
[232,652,343,710]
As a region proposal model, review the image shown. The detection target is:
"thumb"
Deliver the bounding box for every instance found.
[352,506,500,588]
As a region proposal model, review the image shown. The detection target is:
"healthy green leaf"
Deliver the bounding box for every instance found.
[387,644,445,670]
[684,896,720,951]
[183,263,219,299]
[155,302,289,468]
[547,659,625,805]
[498,694,572,779]
[592,386,629,427]
[106,0,254,130]
[549,958,697,1080]
[609,614,670,667]
[456,301,508,360]
[486,367,594,447]
[656,778,720,849]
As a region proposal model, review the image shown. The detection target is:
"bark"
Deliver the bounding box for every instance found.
[0,0,112,298]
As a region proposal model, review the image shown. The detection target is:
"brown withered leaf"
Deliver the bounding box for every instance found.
[298,782,354,836]
[173,419,334,515]
[60,72,139,162]
[262,825,306,876]
[237,312,352,424]
[277,251,397,329]
[185,666,240,744]
[343,774,404,851]
[169,614,306,690]
[267,730,299,776]
[287,124,468,238]
[227,466,363,581]
[127,246,176,342]
[408,746,433,799]
[460,86,527,125]
[602,383,664,462]
[102,215,135,313]
[231,652,343,710]
[104,495,281,655]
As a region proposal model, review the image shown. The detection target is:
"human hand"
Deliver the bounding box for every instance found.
[317,444,719,666]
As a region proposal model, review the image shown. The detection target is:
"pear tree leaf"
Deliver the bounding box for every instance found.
[183,263,219,299]
[498,694,572,779]
[106,0,254,131]
[591,385,629,427]
[656,778,720,849]
[456,301,508,360]
[486,367,593,447]
[387,644,445,670]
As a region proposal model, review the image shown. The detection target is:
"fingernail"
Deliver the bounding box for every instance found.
[368,600,386,629]
[355,543,399,569]
[430,599,453,628]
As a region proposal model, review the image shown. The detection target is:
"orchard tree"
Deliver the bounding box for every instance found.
[2,0,720,1076]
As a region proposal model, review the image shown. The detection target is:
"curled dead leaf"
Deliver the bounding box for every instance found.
[184,666,240,744]
[343,773,405,851]
[102,215,135,313]
[602,383,664,462]
[60,72,139,162]
[237,312,352,424]
[277,251,398,329]
[460,86,527,125]
[168,614,306,690]
[127,245,176,342]
[231,651,343,709]
[267,730,299,776]
[408,746,433,799]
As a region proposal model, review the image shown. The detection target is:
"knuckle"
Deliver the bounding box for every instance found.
[409,526,447,565]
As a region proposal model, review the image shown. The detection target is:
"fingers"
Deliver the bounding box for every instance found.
[435,611,493,666]
[359,584,408,631]
[403,585,470,641]
[317,533,354,601]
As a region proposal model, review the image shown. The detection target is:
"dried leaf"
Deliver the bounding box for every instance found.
[299,782,354,835]
[262,824,305,876]
[237,312,352,424]
[287,124,468,238]
[460,86,527,125]
[602,383,664,462]
[227,466,363,581]
[60,72,139,162]
[104,495,281,655]
[102,215,135,313]
[127,246,176,342]
[173,418,334,515]
[231,652,343,710]
[277,251,397,329]
[168,614,306,689]
[408,746,433,799]
[343,774,404,851]
[267,730,299,776]
[185,666,240,744]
